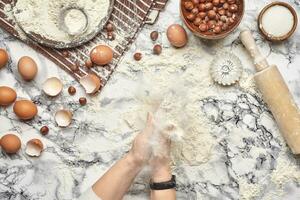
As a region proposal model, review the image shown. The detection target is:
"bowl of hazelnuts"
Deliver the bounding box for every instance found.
[180,0,244,40]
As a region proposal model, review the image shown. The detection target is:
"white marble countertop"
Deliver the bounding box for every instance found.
[1,0,300,199]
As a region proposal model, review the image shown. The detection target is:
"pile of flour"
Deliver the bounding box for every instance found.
[13,0,110,43]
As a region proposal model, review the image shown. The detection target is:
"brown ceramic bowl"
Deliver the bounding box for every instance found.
[258,2,298,42]
[180,0,245,40]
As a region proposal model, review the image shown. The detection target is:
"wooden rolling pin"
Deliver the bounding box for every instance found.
[240,30,300,154]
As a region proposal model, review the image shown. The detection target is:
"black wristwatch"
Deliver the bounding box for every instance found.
[150,175,176,190]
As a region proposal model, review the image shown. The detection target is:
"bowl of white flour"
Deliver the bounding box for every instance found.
[13,0,113,49]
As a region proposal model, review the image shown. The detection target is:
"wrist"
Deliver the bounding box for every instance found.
[126,151,145,170]
[151,164,172,182]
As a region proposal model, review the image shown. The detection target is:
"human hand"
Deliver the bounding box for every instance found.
[129,112,155,166]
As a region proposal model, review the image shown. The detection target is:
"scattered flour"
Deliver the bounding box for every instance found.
[239,179,261,200]
[13,0,110,43]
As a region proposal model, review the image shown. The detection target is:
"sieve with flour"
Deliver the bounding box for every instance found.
[13,0,115,49]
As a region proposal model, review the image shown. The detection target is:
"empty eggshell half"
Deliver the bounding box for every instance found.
[79,74,101,94]
[55,109,72,127]
[43,77,63,97]
[25,139,44,157]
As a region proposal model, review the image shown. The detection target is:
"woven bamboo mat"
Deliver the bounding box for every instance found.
[0,0,168,90]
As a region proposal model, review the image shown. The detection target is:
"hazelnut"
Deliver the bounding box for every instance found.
[62,51,70,57]
[228,18,235,25]
[133,52,142,61]
[70,64,79,72]
[217,21,223,26]
[212,0,220,6]
[200,0,205,2]
[198,3,206,11]
[197,12,206,19]
[207,20,216,29]
[220,0,225,3]
[229,4,238,13]
[85,59,93,68]
[207,10,216,19]
[199,23,208,32]
[187,13,196,21]
[150,31,159,41]
[227,0,236,4]
[68,86,76,95]
[218,9,226,15]
[153,44,162,55]
[223,3,229,9]
[226,11,233,17]
[205,2,213,10]
[40,126,49,135]
[191,8,199,15]
[192,0,200,4]
[220,15,227,22]
[222,23,229,31]
[193,17,202,26]
[106,23,114,32]
[79,97,87,106]
[107,32,115,40]
[213,25,222,33]
[184,1,194,11]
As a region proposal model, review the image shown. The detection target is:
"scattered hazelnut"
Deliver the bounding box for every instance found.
[199,23,208,32]
[207,10,216,19]
[153,44,162,55]
[70,64,79,72]
[68,86,76,95]
[107,32,115,40]
[191,8,199,15]
[150,31,159,41]
[85,59,93,68]
[79,97,87,106]
[187,13,196,21]
[133,52,142,61]
[184,1,194,11]
[106,23,114,32]
[62,51,70,57]
[40,126,49,135]
[212,0,220,6]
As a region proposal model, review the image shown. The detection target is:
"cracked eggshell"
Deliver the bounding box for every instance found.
[25,139,44,157]
[43,77,63,97]
[55,109,72,127]
[79,74,101,94]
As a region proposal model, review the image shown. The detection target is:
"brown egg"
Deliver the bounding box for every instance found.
[13,100,38,120]
[0,86,17,106]
[166,24,188,48]
[90,45,113,66]
[0,48,9,69]
[0,134,21,154]
[18,56,38,81]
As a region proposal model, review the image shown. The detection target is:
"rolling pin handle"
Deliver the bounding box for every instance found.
[240,30,269,72]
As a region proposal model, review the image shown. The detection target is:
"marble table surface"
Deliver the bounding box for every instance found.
[1,0,300,199]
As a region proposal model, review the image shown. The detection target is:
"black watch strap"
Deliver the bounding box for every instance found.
[150,175,176,190]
